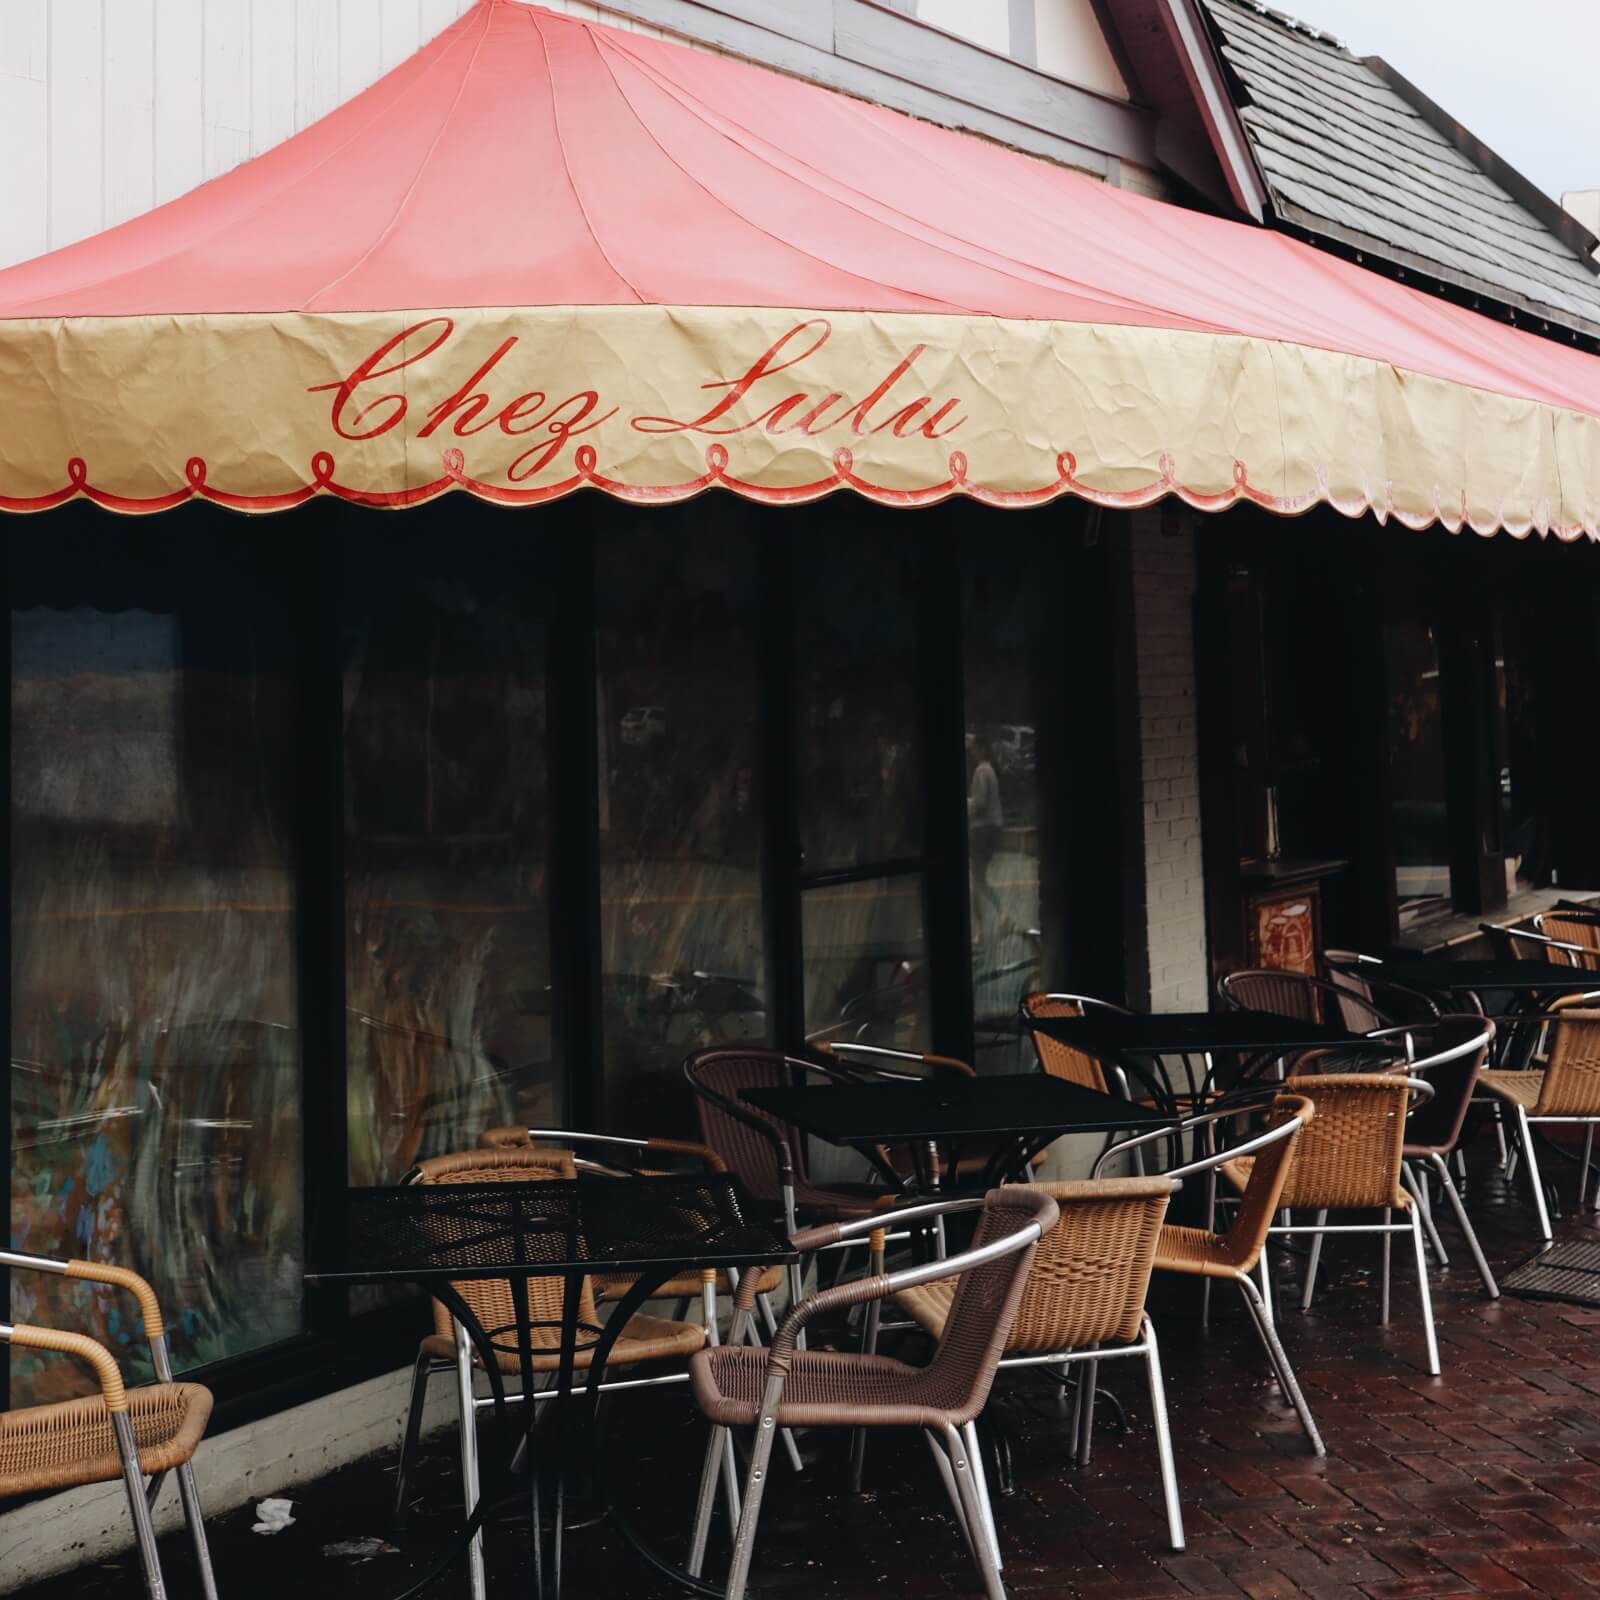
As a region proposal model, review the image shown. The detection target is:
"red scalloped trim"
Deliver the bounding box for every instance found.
[1,448,1594,542]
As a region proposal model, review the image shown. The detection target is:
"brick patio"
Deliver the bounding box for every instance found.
[21,1156,1600,1600]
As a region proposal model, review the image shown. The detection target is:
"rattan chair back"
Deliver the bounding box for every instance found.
[1399,1016,1493,1155]
[1220,968,1324,1022]
[1274,1072,1413,1209]
[917,1187,1059,1413]
[812,1041,974,1081]
[685,1048,806,1205]
[1537,916,1600,971]
[1001,1177,1171,1353]
[1220,1093,1315,1271]
[412,1147,597,1357]
[1536,1002,1600,1116]
[1021,993,1113,1092]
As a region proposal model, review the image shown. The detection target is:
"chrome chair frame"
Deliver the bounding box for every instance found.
[688,1196,1058,1600]
[1095,1108,1324,1455]
[0,1250,219,1600]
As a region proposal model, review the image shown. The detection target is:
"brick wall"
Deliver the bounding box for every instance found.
[1127,508,1209,1011]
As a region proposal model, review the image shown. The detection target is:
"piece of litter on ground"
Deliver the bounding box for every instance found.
[251,1498,295,1535]
[322,1538,399,1563]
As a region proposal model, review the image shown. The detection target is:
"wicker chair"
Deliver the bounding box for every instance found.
[393,1148,709,1598]
[1322,951,1447,1027]
[0,1250,218,1600]
[1389,1017,1499,1298]
[1094,1095,1324,1455]
[687,1189,1059,1600]
[1020,992,1124,1093]
[1222,1071,1441,1375]
[1480,998,1600,1240]
[1220,967,1397,1031]
[894,1177,1185,1550]
[1536,912,1600,961]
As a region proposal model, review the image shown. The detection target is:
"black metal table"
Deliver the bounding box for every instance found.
[1028,1010,1389,1103]
[744,1072,1172,1186]
[1381,959,1600,1067]
[1380,959,1600,997]
[307,1173,793,1600]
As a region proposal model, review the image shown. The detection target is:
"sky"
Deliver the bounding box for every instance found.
[1281,0,1598,204]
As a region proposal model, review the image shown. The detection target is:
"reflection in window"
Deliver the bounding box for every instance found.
[801,876,928,1051]
[596,514,765,1133]
[344,551,553,1185]
[10,575,301,1404]
[1500,620,1547,892]
[964,541,1045,1069]
[793,523,928,1047]
[1385,622,1451,927]
[794,529,924,873]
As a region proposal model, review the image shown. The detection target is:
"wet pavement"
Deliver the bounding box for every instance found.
[19,1153,1600,1600]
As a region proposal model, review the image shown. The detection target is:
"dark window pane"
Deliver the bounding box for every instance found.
[344,547,553,1185]
[10,551,301,1404]
[963,540,1047,1068]
[801,876,928,1050]
[794,528,923,872]
[595,512,765,1133]
[1385,621,1450,927]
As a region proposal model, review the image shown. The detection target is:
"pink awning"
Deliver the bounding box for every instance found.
[0,0,1596,536]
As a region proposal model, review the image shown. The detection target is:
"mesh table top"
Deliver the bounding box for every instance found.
[1029,1010,1377,1056]
[307,1173,795,1285]
[744,1072,1170,1146]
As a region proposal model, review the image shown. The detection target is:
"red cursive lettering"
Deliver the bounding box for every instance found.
[632,320,834,435]
[307,318,454,440]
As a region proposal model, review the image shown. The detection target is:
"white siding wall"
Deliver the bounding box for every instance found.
[2,0,1135,275]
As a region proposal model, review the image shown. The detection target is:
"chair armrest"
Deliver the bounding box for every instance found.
[0,1251,165,1343]
[764,1214,1047,1373]
[644,1137,728,1173]
[0,1323,128,1410]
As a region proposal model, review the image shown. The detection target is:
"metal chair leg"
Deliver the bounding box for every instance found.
[1409,1206,1442,1376]
[1300,1211,1328,1311]
[923,1428,978,1563]
[945,1423,1007,1600]
[175,1460,220,1600]
[1380,1209,1393,1325]
[1140,1318,1185,1552]
[962,1419,1003,1575]
[113,1412,168,1600]
[1429,1153,1498,1299]
[453,1321,487,1600]
[1583,1125,1597,1211]
[1256,1248,1275,1328]
[1075,1359,1098,1466]
[393,1348,435,1530]
[1515,1106,1554,1241]
[723,1376,784,1600]
[1236,1276,1324,1455]
[1403,1164,1449,1266]
[687,1424,725,1578]
[850,1230,886,1493]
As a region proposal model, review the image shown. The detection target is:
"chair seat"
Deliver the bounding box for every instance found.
[1221,1154,1411,1211]
[592,1265,784,1302]
[1153,1223,1247,1280]
[422,1312,704,1375]
[1479,1070,1545,1112]
[690,1342,980,1430]
[0,1383,212,1497]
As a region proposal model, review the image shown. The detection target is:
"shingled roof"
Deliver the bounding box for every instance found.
[1201,0,1600,341]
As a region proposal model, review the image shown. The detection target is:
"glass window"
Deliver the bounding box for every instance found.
[595,510,765,1133]
[1384,621,1451,928]
[794,527,924,874]
[344,538,553,1186]
[10,534,301,1404]
[793,522,928,1048]
[963,539,1046,1069]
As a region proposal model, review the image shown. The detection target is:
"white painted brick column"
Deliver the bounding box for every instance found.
[1126,508,1209,1011]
